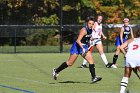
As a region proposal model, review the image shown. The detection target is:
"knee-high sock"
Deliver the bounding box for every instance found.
[113,54,118,64]
[56,62,68,73]
[101,53,108,65]
[82,59,87,65]
[89,64,96,78]
[120,77,129,93]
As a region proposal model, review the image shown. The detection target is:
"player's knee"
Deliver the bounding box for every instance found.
[116,47,120,52]
[97,48,103,54]
[66,61,74,66]
[87,60,94,64]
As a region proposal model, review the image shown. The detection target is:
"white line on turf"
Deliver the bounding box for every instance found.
[0,75,57,86]
[7,60,17,62]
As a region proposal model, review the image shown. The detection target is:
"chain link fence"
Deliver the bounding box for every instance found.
[0,24,139,53]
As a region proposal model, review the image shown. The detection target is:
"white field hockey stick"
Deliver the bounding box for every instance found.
[88,37,106,51]
[82,38,104,57]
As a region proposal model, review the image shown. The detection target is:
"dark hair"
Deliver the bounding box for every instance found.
[86,16,95,23]
[97,14,103,18]
[136,29,140,37]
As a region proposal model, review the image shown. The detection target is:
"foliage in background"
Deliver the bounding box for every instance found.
[0,0,140,46]
[25,29,59,46]
[0,0,140,25]
[108,28,120,44]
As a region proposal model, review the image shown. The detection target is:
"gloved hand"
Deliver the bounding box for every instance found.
[81,48,88,57]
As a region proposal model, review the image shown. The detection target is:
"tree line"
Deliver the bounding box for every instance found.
[0,0,140,46]
[0,0,140,25]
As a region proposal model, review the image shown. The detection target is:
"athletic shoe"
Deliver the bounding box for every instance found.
[91,76,102,83]
[81,64,88,68]
[52,68,59,80]
[106,63,112,68]
[111,64,117,68]
[106,63,117,68]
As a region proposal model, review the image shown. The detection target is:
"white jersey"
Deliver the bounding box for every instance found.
[125,38,140,68]
[92,22,102,39]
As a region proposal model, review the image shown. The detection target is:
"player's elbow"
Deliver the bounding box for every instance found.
[76,40,81,45]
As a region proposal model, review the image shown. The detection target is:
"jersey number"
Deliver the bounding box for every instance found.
[98,31,101,36]
[133,44,139,50]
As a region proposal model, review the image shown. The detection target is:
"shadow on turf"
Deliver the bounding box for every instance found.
[58,81,88,84]
[77,66,124,69]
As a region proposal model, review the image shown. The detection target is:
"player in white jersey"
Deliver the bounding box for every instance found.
[81,15,116,68]
[119,29,140,93]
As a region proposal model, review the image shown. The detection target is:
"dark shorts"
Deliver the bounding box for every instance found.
[70,41,88,55]
[115,36,127,47]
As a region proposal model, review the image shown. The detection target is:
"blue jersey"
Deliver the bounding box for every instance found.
[122,26,131,39]
[70,26,92,55]
[115,26,131,46]
[81,26,92,45]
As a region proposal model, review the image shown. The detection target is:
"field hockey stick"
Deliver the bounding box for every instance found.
[132,68,140,80]
[82,38,104,57]
[88,38,104,50]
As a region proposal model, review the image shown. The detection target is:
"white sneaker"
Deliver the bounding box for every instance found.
[91,76,102,83]
[111,64,117,68]
[53,68,59,80]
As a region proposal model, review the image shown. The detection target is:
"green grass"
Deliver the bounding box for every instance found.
[0,53,139,93]
[0,45,116,53]
[0,46,60,53]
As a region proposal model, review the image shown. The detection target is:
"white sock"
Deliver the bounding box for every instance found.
[100,53,108,65]
[82,59,87,65]
[120,77,129,93]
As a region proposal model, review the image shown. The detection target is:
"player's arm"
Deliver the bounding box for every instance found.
[120,39,133,56]
[120,41,128,56]
[130,27,134,39]
[76,28,86,49]
[91,22,97,40]
[101,31,107,39]
[91,29,95,41]
[100,24,107,39]
[120,27,124,44]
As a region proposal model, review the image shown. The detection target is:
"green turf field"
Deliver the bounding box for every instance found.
[0,53,139,93]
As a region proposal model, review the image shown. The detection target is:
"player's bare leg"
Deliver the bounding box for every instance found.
[120,67,132,93]
[53,54,78,80]
[96,44,108,65]
[66,54,79,66]
[96,44,117,68]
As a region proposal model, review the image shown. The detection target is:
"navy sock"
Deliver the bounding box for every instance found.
[56,62,68,73]
[89,64,96,78]
[113,55,118,64]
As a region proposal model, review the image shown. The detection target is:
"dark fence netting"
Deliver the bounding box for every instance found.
[0,25,60,53]
[0,25,140,53]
